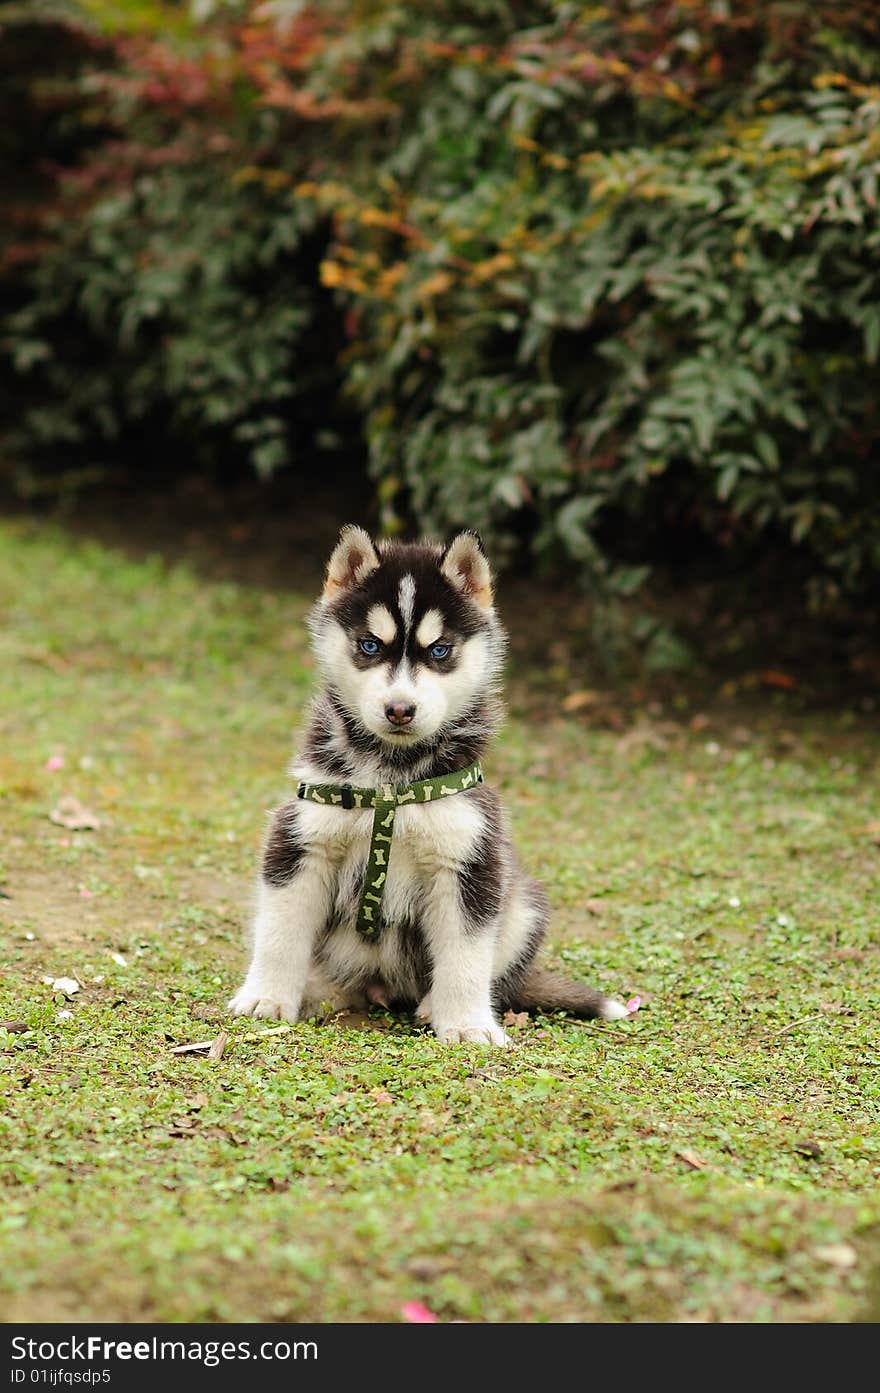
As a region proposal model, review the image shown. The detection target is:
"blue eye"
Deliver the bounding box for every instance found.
[359,637,381,656]
[429,643,451,660]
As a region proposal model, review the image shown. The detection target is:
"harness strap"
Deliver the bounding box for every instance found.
[296,760,484,939]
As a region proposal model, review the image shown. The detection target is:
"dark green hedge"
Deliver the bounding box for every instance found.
[3,1,880,614]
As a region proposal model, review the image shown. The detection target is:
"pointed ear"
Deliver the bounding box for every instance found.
[323,525,379,601]
[440,531,494,608]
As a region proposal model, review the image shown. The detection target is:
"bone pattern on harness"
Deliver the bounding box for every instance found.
[296,761,484,939]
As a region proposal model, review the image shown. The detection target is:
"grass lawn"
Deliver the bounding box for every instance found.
[1,512,878,1323]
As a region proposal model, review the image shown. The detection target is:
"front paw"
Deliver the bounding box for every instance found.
[228,985,301,1023]
[433,1019,511,1048]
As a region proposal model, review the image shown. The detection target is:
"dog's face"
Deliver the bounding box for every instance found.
[312,527,502,746]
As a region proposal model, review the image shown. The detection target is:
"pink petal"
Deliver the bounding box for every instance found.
[626,996,641,1014]
[46,755,65,771]
[78,886,93,899]
[401,1301,438,1324]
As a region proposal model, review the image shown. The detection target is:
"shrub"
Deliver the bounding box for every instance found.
[2,2,350,486]
[4,1,880,614]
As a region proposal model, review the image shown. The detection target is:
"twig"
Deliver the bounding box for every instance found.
[767,1013,828,1039]
[237,1022,296,1042]
[170,1022,295,1055]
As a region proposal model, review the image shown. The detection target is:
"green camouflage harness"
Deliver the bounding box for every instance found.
[296,760,484,939]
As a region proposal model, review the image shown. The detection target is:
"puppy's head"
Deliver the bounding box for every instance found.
[311,526,502,745]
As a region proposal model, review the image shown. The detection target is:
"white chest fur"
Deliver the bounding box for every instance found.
[292,795,483,998]
[298,793,483,905]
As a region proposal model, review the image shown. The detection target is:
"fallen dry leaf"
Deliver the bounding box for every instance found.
[406,1256,451,1280]
[676,1149,708,1170]
[793,1138,823,1160]
[759,670,797,690]
[190,1003,222,1023]
[417,1108,451,1132]
[48,976,80,997]
[561,689,601,713]
[206,1125,237,1143]
[813,1243,857,1270]
[584,898,606,915]
[0,1021,28,1033]
[49,796,101,831]
[167,1119,200,1139]
[616,721,674,756]
[501,1010,530,1028]
[22,648,70,674]
[853,820,880,842]
[186,1093,209,1111]
[208,1029,229,1061]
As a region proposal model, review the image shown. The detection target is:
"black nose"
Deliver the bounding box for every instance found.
[385,702,416,727]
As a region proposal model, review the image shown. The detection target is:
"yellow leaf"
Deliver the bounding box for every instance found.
[676,1149,708,1171]
[360,208,402,230]
[469,253,515,284]
[416,271,454,299]
[320,261,346,288]
[562,689,601,712]
[541,152,570,170]
[375,262,407,297]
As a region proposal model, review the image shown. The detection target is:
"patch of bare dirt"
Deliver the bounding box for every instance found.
[0,864,249,953]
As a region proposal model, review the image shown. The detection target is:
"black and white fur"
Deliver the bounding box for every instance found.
[230,526,627,1046]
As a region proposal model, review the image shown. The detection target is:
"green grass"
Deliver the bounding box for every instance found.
[1,515,878,1323]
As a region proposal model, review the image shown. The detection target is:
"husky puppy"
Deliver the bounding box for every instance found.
[230,526,627,1046]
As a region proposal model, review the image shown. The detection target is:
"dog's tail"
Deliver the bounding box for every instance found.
[507,965,628,1021]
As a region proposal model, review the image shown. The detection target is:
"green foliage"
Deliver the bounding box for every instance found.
[321,2,880,603]
[3,1,880,609]
[9,164,328,477]
[1,2,347,482]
